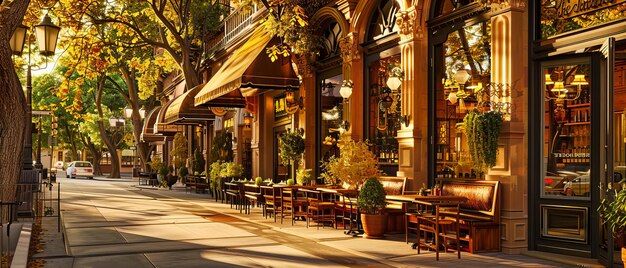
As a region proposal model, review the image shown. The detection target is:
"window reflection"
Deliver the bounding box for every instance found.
[542,63,591,199]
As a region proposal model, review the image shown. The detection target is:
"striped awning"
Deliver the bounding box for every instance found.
[194,26,299,107]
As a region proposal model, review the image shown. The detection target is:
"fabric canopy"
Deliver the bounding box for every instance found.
[164,83,215,125]
[141,107,174,143]
[194,26,299,107]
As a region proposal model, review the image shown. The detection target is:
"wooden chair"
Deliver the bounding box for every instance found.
[261,186,281,221]
[243,184,262,214]
[225,182,244,213]
[304,189,336,229]
[281,187,308,225]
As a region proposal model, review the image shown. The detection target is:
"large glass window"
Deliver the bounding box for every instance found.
[434,20,491,179]
[542,61,591,199]
[367,55,401,175]
[319,74,344,164]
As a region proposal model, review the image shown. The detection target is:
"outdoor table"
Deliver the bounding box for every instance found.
[386,195,468,261]
[317,187,361,235]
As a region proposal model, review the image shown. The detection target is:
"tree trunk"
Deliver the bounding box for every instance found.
[181,47,199,89]
[65,124,79,160]
[95,76,121,178]
[79,131,103,175]
[0,0,30,220]
[120,67,152,172]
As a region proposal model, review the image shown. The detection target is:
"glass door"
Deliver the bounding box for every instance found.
[536,54,601,257]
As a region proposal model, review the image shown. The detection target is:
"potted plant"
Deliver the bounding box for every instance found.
[599,187,626,262]
[157,164,168,182]
[192,148,205,175]
[279,128,305,181]
[296,168,313,185]
[209,161,223,201]
[254,177,264,186]
[179,166,189,184]
[358,178,387,238]
[321,136,381,189]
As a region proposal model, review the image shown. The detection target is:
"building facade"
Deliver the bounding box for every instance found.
[141,0,626,265]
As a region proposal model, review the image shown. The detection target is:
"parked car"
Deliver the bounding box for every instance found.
[54,161,64,170]
[66,161,94,179]
[563,174,590,196]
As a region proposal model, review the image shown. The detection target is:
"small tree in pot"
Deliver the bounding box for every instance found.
[358,178,387,238]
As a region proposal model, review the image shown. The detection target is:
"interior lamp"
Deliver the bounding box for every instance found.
[544,74,554,85]
[571,74,588,86]
[454,69,471,85]
[386,67,404,91]
[339,80,353,99]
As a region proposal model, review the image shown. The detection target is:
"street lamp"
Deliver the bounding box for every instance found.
[11,12,61,170]
[124,105,133,118]
[139,106,146,119]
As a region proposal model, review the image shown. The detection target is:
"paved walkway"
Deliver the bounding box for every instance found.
[33,176,579,267]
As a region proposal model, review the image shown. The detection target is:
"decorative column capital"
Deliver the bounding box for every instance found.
[294,55,314,78]
[396,6,424,41]
[488,0,527,15]
[339,32,359,63]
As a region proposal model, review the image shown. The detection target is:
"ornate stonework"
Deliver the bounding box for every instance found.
[396,5,424,41]
[489,0,527,14]
[294,55,313,79]
[339,33,359,63]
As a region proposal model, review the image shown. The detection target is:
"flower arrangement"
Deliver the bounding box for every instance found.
[321,136,381,189]
[463,110,503,173]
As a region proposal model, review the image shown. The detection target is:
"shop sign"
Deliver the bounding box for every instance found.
[224,118,235,129]
[274,95,288,119]
[555,0,626,19]
[553,152,591,158]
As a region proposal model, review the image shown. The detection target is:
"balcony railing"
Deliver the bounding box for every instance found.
[205,4,267,57]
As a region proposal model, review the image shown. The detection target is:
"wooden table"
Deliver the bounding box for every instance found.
[386,195,468,261]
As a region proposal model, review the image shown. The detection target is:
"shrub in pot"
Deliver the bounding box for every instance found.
[179,166,189,184]
[166,174,178,189]
[296,168,313,185]
[599,187,626,262]
[358,178,387,238]
[157,164,168,182]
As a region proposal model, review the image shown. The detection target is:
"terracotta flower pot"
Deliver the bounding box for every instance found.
[622,247,626,263]
[361,214,387,239]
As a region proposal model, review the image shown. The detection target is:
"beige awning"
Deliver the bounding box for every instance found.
[194,26,299,107]
[154,99,181,135]
[141,107,174,143]
[164,83,215,125]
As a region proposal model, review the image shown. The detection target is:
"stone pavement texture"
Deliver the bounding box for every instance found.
[33,175,580,268]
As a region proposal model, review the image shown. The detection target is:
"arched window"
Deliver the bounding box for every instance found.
[318,22,342,61]
[366,0,400,42]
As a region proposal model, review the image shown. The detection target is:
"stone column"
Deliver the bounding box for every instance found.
[341,32,364,140]
[395,5,428,190]
[487,1,528,254]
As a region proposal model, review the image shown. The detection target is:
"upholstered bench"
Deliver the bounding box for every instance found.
[438,180,501,253]
[378,176,408,233]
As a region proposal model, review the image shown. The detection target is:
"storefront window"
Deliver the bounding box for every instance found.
[434,20,491,179]
[540,1,626,39]
[542,62,591,199]
[320,74,344,164]
[368,55,401,175]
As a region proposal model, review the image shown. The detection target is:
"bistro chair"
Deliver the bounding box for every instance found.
[243,184,262,214]
[305,189,336,229]
[261,185,281,221]
[281,187,308,225]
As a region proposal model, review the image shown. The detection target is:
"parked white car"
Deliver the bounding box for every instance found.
[66,161,94,179]
[54,161,65,170]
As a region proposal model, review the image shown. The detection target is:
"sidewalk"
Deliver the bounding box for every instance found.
[133,182,582,267]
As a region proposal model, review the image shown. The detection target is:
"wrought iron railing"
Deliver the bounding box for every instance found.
[205,4,267,56]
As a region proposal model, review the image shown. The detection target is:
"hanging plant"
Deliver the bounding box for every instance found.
[463,110,503,173]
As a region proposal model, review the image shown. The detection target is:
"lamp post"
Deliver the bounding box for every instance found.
[10,13,61,170]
